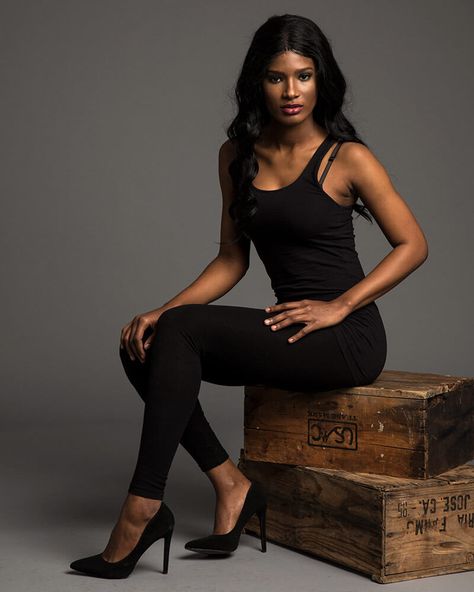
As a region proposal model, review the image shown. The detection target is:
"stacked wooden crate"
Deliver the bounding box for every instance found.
[237,369,474,583]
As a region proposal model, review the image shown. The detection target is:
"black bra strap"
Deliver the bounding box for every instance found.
[318,141,343,187]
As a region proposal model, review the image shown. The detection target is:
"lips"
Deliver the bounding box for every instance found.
[280,104,303,116]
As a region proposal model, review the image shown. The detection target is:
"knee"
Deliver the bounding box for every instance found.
[147,304,207,356]
[156,303,204,330]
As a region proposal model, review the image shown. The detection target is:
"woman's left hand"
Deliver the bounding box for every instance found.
[263,299,351,343]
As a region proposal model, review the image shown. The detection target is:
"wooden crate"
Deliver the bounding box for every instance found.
[238,451,474,583]
[244,369,474,479]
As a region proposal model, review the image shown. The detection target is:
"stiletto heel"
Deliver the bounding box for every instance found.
[256,504,267,552]
[184,480,268,555]
[162,526,173,574]
[69,501,175,579]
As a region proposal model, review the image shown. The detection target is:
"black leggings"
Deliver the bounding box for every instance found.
[121,303,358,500]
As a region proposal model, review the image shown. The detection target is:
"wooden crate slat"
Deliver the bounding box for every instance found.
[238,452,474,583]
[244,370,474,479]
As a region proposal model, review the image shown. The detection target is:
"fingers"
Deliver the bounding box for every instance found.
[120,317,149,363]
[130,317,150,363]
[120,323,135,361]
[263,304,311,330]
[143,330,155,351]
[263,298,344,343]
[265,300,303,314]
[288,324,314,343]
[263,301,314,344]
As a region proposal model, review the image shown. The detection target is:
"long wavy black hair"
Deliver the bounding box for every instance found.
[223,13,373,245]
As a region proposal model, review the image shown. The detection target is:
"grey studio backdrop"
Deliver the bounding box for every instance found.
[1,1,473,590]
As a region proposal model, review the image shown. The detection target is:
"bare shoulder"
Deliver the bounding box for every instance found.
[336,140,428,256]
[336,140,393,198]
[337,141,380,171]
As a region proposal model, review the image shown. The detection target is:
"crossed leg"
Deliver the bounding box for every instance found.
[103,302,354,561]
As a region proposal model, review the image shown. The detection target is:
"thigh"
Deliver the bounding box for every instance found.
[157,303,355,391]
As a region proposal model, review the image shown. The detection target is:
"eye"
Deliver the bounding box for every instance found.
[266,72,312,84]
[267,75,281,84]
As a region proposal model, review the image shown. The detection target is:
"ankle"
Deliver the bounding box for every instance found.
[124,494,162,520]
[214,476,251,497]
[206,459,252,493]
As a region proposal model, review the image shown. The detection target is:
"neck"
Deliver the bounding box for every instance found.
[261,119,326,151]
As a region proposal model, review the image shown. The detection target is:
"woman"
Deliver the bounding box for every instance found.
[69,14,428,579]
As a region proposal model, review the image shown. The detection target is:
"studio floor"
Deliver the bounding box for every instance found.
[2,420,473,592]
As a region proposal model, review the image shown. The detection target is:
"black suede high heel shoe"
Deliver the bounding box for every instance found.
[184,480,267,555]
[69,501,174,579]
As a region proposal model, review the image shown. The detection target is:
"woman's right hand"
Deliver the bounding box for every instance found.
[120,307,167,363]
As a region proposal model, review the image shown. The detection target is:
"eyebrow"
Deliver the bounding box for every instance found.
[266,67,314,74]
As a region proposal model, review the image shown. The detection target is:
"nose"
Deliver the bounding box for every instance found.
[283,79,299,100]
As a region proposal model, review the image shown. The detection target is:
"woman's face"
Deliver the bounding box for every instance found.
[261,51,317,125]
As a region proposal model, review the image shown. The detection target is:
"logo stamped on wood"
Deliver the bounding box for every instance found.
[307,418,358,449]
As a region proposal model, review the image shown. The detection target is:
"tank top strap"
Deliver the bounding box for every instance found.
[318,139,344,186]
[301,134,337,182]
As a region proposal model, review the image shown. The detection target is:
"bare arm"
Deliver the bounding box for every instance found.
[160,139,250,311]
[120,139,251,361]
[333,142,429,314]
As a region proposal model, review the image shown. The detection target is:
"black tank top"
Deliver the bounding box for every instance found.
[248,134,365,304]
